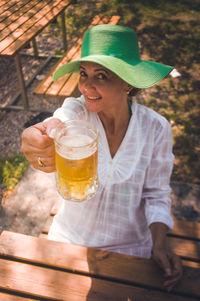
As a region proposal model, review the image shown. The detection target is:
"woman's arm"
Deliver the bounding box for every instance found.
[150,222,182,291]
[142,119,182,291]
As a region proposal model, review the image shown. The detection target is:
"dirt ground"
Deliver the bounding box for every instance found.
[0,166,59,236]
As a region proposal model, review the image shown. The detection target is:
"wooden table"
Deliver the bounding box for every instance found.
[0,231,199,300]
[0,0,71,111]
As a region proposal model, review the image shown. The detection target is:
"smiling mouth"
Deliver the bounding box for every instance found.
[86,95,101,101]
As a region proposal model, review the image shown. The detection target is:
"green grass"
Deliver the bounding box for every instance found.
[0,153,29,190]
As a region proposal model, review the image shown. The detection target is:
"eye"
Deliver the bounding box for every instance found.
[80,70,87,77]
[97,73,107,80]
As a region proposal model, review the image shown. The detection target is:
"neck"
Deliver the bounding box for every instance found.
[98,99,132,158]
[98,99,131,135]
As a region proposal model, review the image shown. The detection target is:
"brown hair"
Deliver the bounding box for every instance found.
[129,87,141,97]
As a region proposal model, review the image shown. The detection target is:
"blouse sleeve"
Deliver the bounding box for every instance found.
[143,120,174,230]
[53,96,88,121]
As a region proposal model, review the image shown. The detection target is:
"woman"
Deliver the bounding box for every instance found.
[21,24,182,291]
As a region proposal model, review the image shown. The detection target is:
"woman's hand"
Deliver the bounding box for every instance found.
[151,244,183,292]
[21,118,62,173]
[150,222,183,291]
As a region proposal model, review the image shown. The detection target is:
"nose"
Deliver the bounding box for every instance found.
[78,73,96,95]
[83,76,95,91]
[83,84,96,95]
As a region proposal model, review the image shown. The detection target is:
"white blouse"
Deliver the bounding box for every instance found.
[48,96,174,258]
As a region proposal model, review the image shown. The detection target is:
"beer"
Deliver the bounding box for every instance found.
[54,120,98,201]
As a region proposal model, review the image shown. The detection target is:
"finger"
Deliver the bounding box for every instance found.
[25,145,55,159]
[22,123,53,150]
[23,145,55,165]
[152,251,172,277]
[33,122,48,134]
[163,253,180,277]
[31,163,56,173]
[164,267,182,283]
[30,131,53,149]
[163,254,183,291]
[164,275,181,292]
[171,254,183,274]
[33,155,55,166]
[30,152,55,167]
[165,253,182,279]
[31,154,56,172]
[164,275,180,287]
[43,118,62,137]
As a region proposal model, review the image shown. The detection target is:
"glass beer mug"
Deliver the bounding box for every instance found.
[54,120,98,202]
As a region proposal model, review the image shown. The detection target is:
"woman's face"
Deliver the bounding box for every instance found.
[78,61,129,114]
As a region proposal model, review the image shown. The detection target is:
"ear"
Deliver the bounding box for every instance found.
[125,84,133,94]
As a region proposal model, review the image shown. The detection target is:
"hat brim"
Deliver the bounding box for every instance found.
[53,55,173,89]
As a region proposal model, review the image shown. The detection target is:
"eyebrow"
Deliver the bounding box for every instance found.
[80,65,109,74]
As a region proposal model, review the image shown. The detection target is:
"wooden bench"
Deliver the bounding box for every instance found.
[40,204,200,269]
[168,219,200,268]
[33,15,120,99]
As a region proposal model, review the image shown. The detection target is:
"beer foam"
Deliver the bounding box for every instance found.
[57,134,96,159]
[60,134,93,147]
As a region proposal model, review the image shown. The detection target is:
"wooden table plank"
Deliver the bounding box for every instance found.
[1,258,193,301]
[0,0,46,32]
[0,231,200,299]
[0,256,196,301]
[0,291,34,300]
[0,0,66,50]
[0,0,26,16]
[0,0,71,55]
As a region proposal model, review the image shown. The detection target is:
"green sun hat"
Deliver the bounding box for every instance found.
[53,24,173,88]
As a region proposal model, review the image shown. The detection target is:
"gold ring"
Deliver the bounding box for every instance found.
[37,157,45,168]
